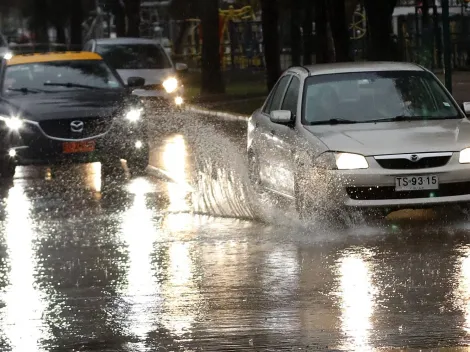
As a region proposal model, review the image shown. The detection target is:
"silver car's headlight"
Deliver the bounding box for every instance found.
[125,108,143,122]
[0,115,24,131]
[459,148,470,163]
[315,152,369,170]
[162,77,178,93]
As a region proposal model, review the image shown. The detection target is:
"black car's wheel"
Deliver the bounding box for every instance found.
[101,160,123,179]
[0,159,16,179]
[127,148,149,177]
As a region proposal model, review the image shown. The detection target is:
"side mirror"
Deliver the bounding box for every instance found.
[175,63,188,72]
[270,110,293,124]
[127,76,145,88]
[463,102,470,116]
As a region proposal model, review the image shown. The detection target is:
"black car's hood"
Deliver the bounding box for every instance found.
[0,89,133,121]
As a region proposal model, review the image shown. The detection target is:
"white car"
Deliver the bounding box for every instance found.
[247,62,470,219]
[83,37,187,107]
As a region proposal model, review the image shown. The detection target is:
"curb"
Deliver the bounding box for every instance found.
[186,105,249,122]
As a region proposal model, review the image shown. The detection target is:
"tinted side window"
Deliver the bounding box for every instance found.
[281,76,300,116]
[265,76,291,114]
[83,41,93,51]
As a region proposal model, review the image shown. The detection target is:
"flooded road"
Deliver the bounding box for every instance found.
[1,112,470,351]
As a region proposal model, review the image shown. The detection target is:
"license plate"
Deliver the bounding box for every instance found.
[63,140,95,154]
[395,175,439,191]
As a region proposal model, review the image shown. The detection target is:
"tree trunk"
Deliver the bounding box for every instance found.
[329,0,352,62]
[109,1,126,37]
[124,0,141,37]
[290,0,302,66]
[302,0,314,65]
[200,0,225,94]
[315,0,329,63]
[32,0,49,43]
[55,24,66,44]
[261,0,281,91]
[70,0,83,46]
[363,0,397,60]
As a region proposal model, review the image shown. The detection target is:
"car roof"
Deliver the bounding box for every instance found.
[301,61,425,76]
[6,51,103,66]
[93,37,162,46]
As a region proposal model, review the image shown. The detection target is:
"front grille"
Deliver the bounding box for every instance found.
[375,156,451,169]
[347,182,470,200]
[39,117,112,139]
[142,84,164,91]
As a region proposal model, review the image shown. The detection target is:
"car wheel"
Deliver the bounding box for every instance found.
[127,149,149,177]
[247,151,261,188]
[294,171,315,220]
[101,160,123,179]
[0,159,16,179]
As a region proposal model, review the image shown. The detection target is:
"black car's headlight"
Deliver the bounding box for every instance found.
[0,115,24,131]
[124,108,143,122]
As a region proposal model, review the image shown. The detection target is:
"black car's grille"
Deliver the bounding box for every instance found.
[375,156,451,169]
[39,117,112,139]
[347,182,470,200]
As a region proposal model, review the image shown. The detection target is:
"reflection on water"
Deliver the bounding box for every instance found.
[454,245,470,333]
[161,241,199,337]
[1,185,50,351]
[335,248,376,352]
[163,134,191,214]
[120,178,161,344]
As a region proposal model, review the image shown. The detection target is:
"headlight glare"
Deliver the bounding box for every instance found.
[335,152,369,170]
[460,148,470,163]
[125,108,142,122]
[0,115,23,130]
[162,77,178,93]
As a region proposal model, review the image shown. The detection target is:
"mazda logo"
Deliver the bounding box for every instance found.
[410,154,419,162]
[70,120,84,133]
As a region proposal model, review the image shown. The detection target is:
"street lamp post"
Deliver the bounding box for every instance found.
[441,0,452,93]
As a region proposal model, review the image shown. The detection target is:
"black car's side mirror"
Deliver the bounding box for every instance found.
[127,76,145,88]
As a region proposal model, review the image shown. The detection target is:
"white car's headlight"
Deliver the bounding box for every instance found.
[315,152,369,170]
[162,77,178,93]
[0,115,23,130]
[335,152,369,170]
[125,108,143,122]
[459,148,470,163]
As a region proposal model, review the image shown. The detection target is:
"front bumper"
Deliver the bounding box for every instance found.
[131,88,184,108]
[323,153,470,209]
[1,119,149,166]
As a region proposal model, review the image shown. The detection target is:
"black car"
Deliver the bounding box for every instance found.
[0,51,149,178]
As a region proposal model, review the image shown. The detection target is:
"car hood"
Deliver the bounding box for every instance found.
[304,119,470,155]
[1,89,131,121]
[116,68,175,85]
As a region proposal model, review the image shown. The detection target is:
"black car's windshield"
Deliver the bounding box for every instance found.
[302,71,461,125]
[95,43,172,70]
[2,60,122,94]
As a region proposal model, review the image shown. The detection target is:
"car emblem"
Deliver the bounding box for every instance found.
[410,154,419,162]
[70,120,84,133]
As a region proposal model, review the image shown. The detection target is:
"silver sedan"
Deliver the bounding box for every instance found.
[247,62,470,218]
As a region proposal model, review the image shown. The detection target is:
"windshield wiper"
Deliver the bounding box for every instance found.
[369,115,461,123]
[43,82,104,89]
[308,118,358,125]
[7,87,42,94]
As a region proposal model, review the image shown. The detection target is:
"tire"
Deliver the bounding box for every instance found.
[127,149,149,177]
[0,159,15,179]
[247,151,261,188]
[101,160,123,179]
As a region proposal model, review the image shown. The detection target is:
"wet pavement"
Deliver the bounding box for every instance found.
[2,112,470,351]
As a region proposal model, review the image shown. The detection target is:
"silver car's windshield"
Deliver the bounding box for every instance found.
[302,71,461,125]
[96,43,172,70]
